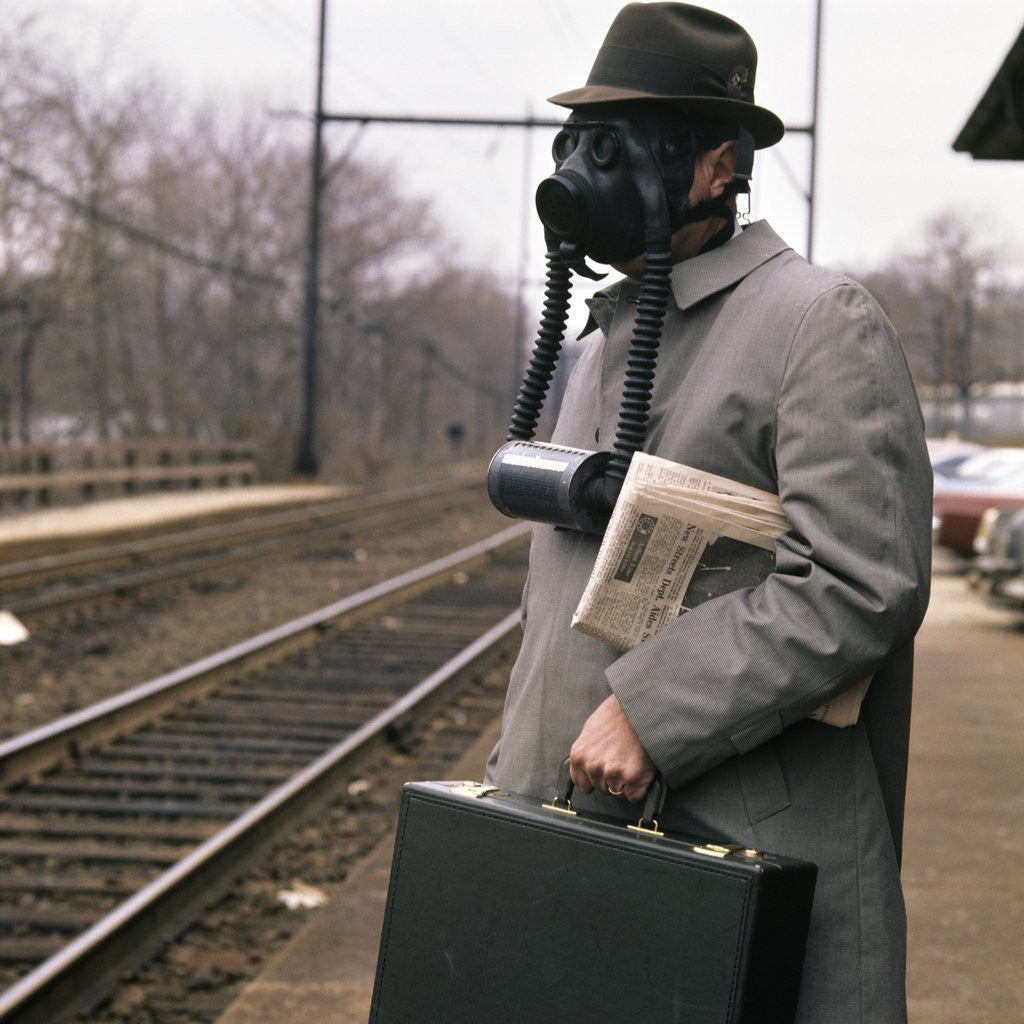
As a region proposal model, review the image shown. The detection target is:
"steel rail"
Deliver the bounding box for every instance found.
[0,475,481,587]
[6,484,487,620]
[0,609,521,1024]
[0,521,530,788]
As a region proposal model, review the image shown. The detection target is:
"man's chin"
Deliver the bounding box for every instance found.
[610,253,645,278]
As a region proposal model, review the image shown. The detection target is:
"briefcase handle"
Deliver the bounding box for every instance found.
[549,757,668,836]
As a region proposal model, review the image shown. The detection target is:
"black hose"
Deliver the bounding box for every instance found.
[605,245,672,489]
[503,121,677,523]
[595,123,679,504]
[506,237,572,441]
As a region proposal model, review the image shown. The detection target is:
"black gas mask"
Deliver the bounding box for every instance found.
[536,116,654,270]
[535,106,751,277]
[536,108,698,272]
[488,106,752,535]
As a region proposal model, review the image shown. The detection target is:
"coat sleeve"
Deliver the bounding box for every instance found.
[605,282,933,789]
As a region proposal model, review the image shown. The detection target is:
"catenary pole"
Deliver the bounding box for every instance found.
[291,5,820,471]
[806,0,823,263]
[293,0,328,477]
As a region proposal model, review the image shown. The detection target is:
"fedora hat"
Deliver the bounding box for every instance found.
[548,2,784,149]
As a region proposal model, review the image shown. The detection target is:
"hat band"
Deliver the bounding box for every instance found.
[586,44,751,104]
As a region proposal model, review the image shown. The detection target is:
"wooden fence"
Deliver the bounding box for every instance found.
[0,440,257,512]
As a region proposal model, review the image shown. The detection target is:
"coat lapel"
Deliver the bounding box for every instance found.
[670,220,792,311]
[582,219,792,339]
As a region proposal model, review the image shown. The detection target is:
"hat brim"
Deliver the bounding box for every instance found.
[547,87,785,149]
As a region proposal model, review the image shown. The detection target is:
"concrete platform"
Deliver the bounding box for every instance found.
[0,484,347,550]
[902,571,1024,1024]
[213,563,1024,1024]
[212,718,502,1024]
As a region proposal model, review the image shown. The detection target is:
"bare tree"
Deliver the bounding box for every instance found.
[859,209,1006,436]
[0,13,74,441]
[0,12,521,486]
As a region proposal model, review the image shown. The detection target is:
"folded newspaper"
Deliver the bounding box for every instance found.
[571,452,870,728]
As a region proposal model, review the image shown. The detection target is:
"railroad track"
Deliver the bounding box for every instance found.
[0,523,529,1024]
[1,478,482,621]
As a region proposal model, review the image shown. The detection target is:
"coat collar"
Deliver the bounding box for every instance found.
[581,220,791,337]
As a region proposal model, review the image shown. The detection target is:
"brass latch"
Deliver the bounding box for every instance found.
[628,818,665,838]
[541,797,579,816]
[449,782,501,799]
[692,843,761,859]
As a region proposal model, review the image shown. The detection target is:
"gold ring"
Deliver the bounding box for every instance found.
[608,786,625,796]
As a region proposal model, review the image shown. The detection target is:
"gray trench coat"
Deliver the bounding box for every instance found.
[486,221,933,1023]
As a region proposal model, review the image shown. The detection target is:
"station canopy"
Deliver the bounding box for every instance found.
[954,24,1024,160]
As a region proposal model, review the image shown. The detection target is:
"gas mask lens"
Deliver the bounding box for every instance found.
[550,124,620,168]
[552,128,577,164]
[589,128,619,167]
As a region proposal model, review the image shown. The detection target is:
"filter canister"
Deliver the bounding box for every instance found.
[487,440,611,535]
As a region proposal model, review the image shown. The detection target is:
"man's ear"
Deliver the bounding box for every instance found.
[708,140,738,198]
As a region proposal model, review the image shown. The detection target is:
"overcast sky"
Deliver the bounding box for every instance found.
[25,1,1024,311]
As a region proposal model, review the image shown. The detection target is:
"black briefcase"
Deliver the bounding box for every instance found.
[369,770,817,1024]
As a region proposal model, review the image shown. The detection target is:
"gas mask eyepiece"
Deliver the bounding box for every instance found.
[551,124,621,167]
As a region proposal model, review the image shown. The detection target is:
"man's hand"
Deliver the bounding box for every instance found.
[569,694,656,802]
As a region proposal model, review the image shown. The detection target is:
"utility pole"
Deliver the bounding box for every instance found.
[290,4,821,469]
[293,0,328,477]
[957,282,975,437]
[806,0,823,263]
[514,105,535,399]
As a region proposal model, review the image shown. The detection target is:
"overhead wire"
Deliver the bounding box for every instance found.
[0,152,290,290]
[225,0,314,65]
[415,0,501,88]
[543,1,579,55]
[1,150,510,400]
[325,301,511,401]
[767,142,811,203]
[225,0,510,232]
[225,0,406,111]
[6,2,523,404]
[247,0,315,48]
[260,0,536,235]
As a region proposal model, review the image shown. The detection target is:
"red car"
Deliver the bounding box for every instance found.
[932,447,1024,556]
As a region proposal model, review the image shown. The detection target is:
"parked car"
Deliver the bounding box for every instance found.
[927,438,984,479]
[931,446,1024,557]
[972,505,1024,607]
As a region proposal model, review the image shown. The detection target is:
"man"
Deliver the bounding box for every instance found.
[485,3,932,1022]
